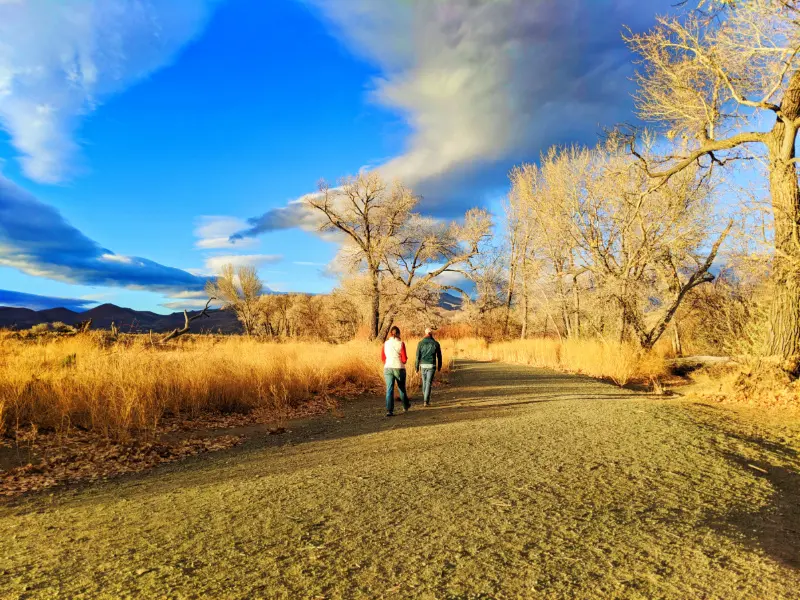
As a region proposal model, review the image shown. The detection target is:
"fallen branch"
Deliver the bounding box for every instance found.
[161,298,215,342]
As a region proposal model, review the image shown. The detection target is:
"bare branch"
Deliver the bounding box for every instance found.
[161,298,215,342]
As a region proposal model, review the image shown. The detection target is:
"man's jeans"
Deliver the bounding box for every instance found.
[384,368,409,414]
[421,367,436,404]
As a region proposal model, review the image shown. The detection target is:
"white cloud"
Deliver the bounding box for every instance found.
[161,298,219,310]
[303,0,659,190]
[235,0,668,239]
[168,290,208,299]
[194,216,259,249]
[0,0,218,182]
[99,253,137,265]
[204,254,283,273]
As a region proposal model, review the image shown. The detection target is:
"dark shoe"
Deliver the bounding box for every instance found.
[385,412,394,418]
[424,402,430,407]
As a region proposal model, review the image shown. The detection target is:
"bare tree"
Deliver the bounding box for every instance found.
[205,264,263,336]
[379,209,493,339]
[503,181,533,336]
[624,0,800,360]
[510,151,587,339]
[307,173,417,340]
[510,137,728,350]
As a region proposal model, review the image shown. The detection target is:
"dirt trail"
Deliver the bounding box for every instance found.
[2,361,799,599]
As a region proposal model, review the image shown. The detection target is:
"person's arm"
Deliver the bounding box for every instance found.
[436,341,443,371]
[415,342,421,372]
[400,342,408,365]
[381,344,386,365]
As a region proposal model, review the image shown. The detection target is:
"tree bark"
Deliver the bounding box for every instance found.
[672,321,683,357]
[370,268,381,340]
[520,276,529,340]
[766,71,800,363]
[766,152,800,361]
[571,274,580,338]
[503,230,519,337]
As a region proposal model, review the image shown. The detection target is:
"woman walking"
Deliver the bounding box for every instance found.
[381,326,410,417]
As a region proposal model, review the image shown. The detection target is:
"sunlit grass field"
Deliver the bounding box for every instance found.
[0,333,451,440]
[0,332,669,441]
[452,337,668,385]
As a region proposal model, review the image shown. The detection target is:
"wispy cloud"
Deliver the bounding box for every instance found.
[0,0,218,182]
[194,216,259,249]
[203,254,283,274]
[0,289,98,311]
[235,0,668,238]
[160,298,220,311]
[229,195,327,241]
[0,175,209,293]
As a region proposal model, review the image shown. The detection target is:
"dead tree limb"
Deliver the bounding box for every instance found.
[161,298,215,342]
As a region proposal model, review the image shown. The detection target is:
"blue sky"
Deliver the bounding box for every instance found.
[0,0,672,313]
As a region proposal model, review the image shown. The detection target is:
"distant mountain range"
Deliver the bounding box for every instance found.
[0,303,242,333]
[0,293,463,332]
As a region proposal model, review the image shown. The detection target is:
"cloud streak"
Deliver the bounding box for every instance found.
[0,0,218,182]
[0,289,98,311]
[194,216,259,249]
[204,254,283,273]
[235,0,669,238]
[0,175,209,292]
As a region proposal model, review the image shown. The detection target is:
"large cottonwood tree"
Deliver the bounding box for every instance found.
[308,173,490,340]
[625,0,800,361]
[308,173,416,340]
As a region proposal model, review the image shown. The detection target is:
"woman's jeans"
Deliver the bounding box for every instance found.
[421,367,436,404]
[384,368,409,414]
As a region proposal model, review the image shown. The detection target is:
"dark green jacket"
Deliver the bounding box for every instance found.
[415,336,443,372]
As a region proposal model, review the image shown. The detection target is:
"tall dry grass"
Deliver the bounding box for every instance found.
[0,333,445,440]
[451,337,667,386]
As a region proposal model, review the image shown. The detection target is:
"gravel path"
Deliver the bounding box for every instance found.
[2,360,799,599]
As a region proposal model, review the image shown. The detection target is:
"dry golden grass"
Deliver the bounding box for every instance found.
[451,337,668,386]
[0,333,448,440]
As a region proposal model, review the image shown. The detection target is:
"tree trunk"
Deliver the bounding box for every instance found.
[370,268,381,340]
[520,279,528,340]
[766,155,800,361]
[672,321,683,357]
[571,274,580,338]
[378,317,395,342]
[766,73,800,363]
[619,301,628,344]
[503,233,518,337]
[556,274,571,338]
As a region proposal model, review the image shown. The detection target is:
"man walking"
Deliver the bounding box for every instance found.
[382,326,410,417]
[416,327,443,407]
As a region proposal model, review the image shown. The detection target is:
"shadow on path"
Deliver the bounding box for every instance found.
[691,409,800,571]
[5,360,647,510]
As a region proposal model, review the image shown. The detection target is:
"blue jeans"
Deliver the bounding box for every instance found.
[420,367,436,404]
[384,369,409,414]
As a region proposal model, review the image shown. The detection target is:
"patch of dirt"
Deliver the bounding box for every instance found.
[0,395,337,498]
[1,434,243,497]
